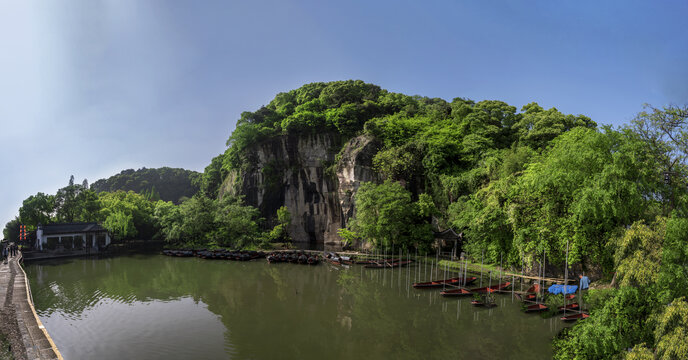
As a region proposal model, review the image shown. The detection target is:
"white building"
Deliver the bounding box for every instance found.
[35,223,111,251]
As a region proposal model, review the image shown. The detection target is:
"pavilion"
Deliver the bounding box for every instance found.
[35,223,111,251]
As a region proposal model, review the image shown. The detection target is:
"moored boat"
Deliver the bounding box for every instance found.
[469,282,511,294]
[560,312,589,322]
[355,258,399,265]
[470,299,497,307]
[440,288,472,297]
[558,303,580,312]
[524,303,548,312]
[307,255,320,265]
[365,260,413,268]
[413,276,477,288]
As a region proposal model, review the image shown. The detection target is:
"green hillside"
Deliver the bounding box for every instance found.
[91,167,200,203]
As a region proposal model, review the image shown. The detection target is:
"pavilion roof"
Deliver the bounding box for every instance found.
[40,222,107,235]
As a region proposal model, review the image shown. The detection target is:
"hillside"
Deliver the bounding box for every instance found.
[91,167,200,203]
[200,80,601,252]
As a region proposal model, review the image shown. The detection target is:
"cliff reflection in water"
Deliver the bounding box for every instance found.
[26,255,563,360]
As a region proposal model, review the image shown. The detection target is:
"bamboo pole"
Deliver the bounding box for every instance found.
[500,253,503,283]
[564,240,569,317]
[424,253,427,281]
[443,258,448,291]
[543,250,546,300]
[398,248,402,288]
[464,258,468,287]
[480,250,484,288]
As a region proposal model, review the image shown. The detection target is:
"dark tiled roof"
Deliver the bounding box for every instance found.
[434,228,462,239]
[40,223,107,235]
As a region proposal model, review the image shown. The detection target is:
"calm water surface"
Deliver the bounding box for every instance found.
[26,255,567,359]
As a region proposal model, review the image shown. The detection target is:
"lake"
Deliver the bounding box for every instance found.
[25,254,566,359]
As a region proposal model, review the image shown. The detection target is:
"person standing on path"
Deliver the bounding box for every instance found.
[578,273,590,291]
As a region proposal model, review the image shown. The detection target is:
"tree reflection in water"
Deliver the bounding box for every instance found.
[27,255,565,360]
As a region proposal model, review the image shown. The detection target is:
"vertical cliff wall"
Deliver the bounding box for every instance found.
[221,133,378,248]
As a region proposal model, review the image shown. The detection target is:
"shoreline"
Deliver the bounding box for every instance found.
[0,253,62,359]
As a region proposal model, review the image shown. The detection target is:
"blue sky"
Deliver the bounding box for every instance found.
[1,0,687,227]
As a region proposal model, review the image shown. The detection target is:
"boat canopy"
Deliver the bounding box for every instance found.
[548,284,578,295]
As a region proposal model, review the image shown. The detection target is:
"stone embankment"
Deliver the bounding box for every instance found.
[0,253,61,359]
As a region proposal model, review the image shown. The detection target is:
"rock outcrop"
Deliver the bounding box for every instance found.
[336,135,379,226]
[223,133,379,248]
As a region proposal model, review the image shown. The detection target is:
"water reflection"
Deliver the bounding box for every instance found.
[26,255,564,360]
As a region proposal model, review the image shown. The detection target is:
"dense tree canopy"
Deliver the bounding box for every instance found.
[91,167,200,204]
[349,181,433,250]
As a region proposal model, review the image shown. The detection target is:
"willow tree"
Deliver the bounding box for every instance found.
[349,181,432,250]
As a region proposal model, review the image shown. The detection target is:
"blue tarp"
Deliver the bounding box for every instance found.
[548,284,578,295]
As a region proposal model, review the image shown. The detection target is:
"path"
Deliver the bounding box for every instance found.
[0,253,62,359]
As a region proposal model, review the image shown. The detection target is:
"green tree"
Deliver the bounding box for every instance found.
[154,200,183,242]
[18,192,55,228]
[212,196,263,248]
[654,297,688,359]
[55,175,84,222]
[266,206,292,244]
[102,210,136,240]
[513,102,596,149]
[3,217,20,242]
[631,104,688,214]
[349,181,432,249]
[508,128,658,268]
[615,219,665,288]
[98,191,156,240]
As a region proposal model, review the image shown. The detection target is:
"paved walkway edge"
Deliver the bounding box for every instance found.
[17,253,63,360]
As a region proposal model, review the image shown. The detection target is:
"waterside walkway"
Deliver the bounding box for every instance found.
[0,253,62,359]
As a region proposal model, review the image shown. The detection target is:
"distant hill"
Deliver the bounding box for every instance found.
[91,167,200,203]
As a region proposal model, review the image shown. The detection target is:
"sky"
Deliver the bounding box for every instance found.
[0,0,687,228]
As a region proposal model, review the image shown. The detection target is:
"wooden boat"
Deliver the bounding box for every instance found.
[328,257,354,266]
[560,312,589,322]
[470,288,497,307]
[164,249,194,257]
[558,303,580,312]
[413,277,477,288]
[470,299,497,307]
[439,288,472,297]
[515,284,540,302]
[365,260,413,268]
[470,282,511,294]
[355,258,399,265]
[249,251,265,260]
[526,284,540,293]
[525,303,548,312]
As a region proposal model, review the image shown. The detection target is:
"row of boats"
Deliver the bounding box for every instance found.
[266,251,321,265]
[163,249,588,322]
[162,249,266,261]
[413,276,589,321]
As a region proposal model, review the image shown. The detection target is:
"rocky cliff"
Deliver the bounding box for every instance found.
[221,133,378,248]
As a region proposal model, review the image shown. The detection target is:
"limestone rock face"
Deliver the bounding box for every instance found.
[228,133,379,248]
[336,135,379,226]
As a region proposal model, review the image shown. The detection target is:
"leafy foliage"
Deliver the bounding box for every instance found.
[264,206,292,245]
[154,194,265,249]
[349,181,433,250]
[91,167,200,204]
